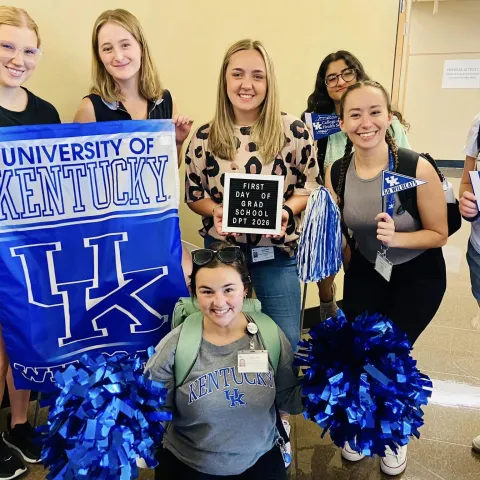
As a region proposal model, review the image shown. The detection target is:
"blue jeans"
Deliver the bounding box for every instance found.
[203,236,301,351]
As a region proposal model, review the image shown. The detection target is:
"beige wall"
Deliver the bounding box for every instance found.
[402,0,480,160]
[11,0,400,245]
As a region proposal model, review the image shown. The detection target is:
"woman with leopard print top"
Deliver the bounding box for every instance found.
[185,39,320,354]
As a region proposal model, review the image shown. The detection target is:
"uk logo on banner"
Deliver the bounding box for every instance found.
[304,113,341,140]
[0,120,188,392]
[382,170,428,197]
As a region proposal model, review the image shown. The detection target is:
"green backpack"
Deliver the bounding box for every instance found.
[172,297,281,387]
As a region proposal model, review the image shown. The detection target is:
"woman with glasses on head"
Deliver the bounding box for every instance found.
[146,241,302,479]
[0,6,60,479]
[74,8,192,166]
[302,51,410,321]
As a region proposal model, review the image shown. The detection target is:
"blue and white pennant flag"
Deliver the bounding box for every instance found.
[382,170,428,197]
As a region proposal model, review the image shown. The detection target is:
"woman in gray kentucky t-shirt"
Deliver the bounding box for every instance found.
[145,243,302,478]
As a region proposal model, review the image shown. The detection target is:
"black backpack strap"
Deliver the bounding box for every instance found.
[396,148,420,221]
[477,123,480,154]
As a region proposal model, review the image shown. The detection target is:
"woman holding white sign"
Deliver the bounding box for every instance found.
[0,6,61,479]
[302,51,410,322]
[74,8,192,166]
[185,39,319,353]
[325,80,446,475]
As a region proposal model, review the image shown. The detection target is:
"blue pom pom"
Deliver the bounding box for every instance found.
[297,187,342,282]
[295,310,432,457]
[40,349,171,479]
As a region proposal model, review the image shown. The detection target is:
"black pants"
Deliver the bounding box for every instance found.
[343,248,446,345]
[154,446,287,480]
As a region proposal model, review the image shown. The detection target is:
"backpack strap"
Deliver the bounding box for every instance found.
[174,311,203,387]
[172,297,199,329]
[396,148,420,221]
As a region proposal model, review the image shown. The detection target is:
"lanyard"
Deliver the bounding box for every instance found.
[381,149,396,252]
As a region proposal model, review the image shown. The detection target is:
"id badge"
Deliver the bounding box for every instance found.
[238,350,269,373]
[251,247,275,263]
[375,251,393,282]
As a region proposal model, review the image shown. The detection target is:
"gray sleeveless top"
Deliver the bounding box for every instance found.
[343,156,425,265]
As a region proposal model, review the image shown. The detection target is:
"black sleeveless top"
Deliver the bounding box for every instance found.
[86,89,173,122]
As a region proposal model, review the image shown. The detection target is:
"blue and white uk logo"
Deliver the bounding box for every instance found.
[0,121,188,391]
[381,170,428,197]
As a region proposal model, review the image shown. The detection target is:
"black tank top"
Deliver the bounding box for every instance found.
[86,89,173,122]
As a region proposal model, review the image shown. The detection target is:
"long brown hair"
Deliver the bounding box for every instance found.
[90,9,163,103]
[209,39,286,163]
[335,80,399,213]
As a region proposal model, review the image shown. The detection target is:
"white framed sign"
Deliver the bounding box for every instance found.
[222,173,284,235]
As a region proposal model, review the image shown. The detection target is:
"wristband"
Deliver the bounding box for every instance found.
[282,205,294,224]
[212,203,223,217]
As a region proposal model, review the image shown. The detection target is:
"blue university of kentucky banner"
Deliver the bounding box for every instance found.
[304,113,341,140]
[0,120,188,392]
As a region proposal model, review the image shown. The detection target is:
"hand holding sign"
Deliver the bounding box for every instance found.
[264,208,289,239]
[375,212,396,247]
[460,190,479,218]
[173,114,194,145]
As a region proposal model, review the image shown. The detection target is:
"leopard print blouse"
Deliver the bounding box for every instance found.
[184,113,321,252]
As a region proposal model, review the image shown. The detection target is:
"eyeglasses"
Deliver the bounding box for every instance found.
[192,246,244,266]
[325,68,356,88]
[0,41,43,64]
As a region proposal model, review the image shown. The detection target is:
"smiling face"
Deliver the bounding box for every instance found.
[0,24,38,88]
[325,59,357,105]
[97,22,142,84]
[195,265,247,330]
[340,85,393,152]
[225,49,267,124]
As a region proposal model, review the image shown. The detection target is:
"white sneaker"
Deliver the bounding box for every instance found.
[136,457,148,468]
[282,419,292,468]
[380,445,407,476]
[341,442,365,462]
[472,434,480,453]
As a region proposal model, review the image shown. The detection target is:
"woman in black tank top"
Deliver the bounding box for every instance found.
[73,9,192,166]
[0,6,61,479]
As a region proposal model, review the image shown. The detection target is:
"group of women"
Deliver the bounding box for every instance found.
[0,4,462,480]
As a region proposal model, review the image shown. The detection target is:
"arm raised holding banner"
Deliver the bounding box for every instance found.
[73,8,193,167]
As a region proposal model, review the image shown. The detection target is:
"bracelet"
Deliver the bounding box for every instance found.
[282,205,294,224]
[212,203,223,217]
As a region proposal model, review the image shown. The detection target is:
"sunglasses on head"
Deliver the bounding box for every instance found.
[191,246,243,266]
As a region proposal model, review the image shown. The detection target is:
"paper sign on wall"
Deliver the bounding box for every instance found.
[442,60,480,89]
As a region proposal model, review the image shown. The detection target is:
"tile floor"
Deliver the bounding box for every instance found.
[5,175,480,479]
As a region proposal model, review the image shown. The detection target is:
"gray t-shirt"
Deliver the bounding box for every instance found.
[145,324,303,475]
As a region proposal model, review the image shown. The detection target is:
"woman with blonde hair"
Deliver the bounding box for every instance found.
[184,39,320,466]
[74,8,192,164]
[0,5,60,479]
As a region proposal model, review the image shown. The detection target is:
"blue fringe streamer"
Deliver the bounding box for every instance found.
[40,349,171,479]
[297,187,342,282]
[295,310,432,457]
